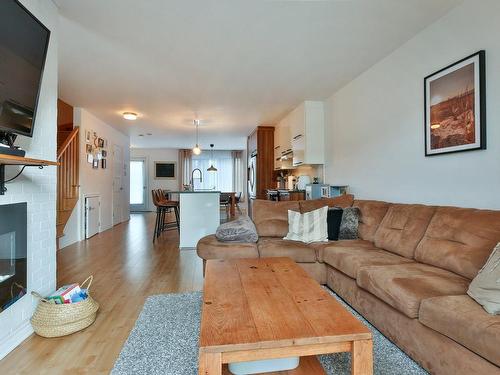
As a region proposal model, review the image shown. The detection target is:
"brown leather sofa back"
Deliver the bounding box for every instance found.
[374,204,436,258]
[299,194,354,213]
[251,200,300,237]
[414,206,500,279]
[354,200,390,242]
[252,196,354,237]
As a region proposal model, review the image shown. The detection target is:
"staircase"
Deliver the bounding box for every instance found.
[56,99,80,239]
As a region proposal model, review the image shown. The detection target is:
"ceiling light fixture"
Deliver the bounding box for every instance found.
[207,144,218,172]
[192,119,202,155]
[123,112,138,120]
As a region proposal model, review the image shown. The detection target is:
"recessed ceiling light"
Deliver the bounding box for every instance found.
[138,134,144,137]
[146,133,152,136]
[123,112,138,120]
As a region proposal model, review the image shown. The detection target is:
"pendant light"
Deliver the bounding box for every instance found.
[192,119,202,155]
[207,144,218,172]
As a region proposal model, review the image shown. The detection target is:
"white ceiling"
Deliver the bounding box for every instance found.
[54,0,461,149]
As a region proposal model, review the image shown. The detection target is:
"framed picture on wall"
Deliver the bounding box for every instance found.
[424,50,486,156]
[154,161,176,179]
[92,159,99,169]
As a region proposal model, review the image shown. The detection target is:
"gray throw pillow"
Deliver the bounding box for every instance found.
[338,207,360,240]
[215,216,258,243]
[467,242,500,315]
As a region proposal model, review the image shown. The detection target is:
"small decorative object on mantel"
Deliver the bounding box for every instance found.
[424,50,486,156]
[31,275,99,338]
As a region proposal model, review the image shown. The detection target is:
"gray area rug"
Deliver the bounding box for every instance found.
[112,290,427,375]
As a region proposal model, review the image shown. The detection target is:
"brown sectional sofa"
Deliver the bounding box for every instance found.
[196,197,500,375]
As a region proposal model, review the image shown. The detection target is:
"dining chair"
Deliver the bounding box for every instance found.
[151,189,180,242]
[234,192,242,214]
[220,193,231,214]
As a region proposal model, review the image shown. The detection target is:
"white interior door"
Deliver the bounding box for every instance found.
[85,196,100,239]
[113,144,124,225]
[130,158,147,211]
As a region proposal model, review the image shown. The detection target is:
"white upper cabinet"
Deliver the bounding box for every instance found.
[288,101,325,166]
[274,117,293,170]
[274,101,324,169]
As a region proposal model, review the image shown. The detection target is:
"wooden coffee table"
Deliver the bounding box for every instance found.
[199,257,373,374]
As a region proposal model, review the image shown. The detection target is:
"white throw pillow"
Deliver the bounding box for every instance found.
[467,242,500,315]
[284,206,328,243]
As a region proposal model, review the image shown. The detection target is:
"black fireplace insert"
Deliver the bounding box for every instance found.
[0,202,27,312]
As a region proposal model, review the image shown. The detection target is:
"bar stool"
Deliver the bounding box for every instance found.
[152,190,180,242]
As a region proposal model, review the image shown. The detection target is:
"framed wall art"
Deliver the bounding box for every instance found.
[154,161,176,179]
[424,50,486,156]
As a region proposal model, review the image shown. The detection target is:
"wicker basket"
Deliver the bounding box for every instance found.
[31,276,99,338]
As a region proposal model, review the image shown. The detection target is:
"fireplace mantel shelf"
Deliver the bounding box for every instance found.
[0,155,59,195]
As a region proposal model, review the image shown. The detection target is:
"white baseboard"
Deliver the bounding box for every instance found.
[0,321,34,361]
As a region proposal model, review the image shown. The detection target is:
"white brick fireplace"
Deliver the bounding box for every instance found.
[0,0,58,360]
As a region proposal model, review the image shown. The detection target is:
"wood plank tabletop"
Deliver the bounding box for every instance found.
[200,257,371,353]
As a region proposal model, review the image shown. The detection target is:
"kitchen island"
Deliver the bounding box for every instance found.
[169,190,221,249]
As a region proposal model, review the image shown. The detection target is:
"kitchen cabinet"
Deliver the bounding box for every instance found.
[289,191,305,201]
[288,101,325,166]
[273,125,282,170]
[247,126,275,202]
[274,117,292,170]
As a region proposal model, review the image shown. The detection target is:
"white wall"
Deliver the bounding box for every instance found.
[324,0,500,209]
[130,148,179,211]
[59,109,130,248]
[0,0,58,360]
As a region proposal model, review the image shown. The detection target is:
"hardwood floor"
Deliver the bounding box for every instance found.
[0,212,204,375]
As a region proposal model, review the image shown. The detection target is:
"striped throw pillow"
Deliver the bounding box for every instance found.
[284,206,328,243]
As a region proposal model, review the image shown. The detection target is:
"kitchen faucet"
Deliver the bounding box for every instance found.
[191,168,203,189]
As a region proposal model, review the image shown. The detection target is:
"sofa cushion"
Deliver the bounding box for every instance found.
[284,206,328,243]
[215,216,258,243]
[299,194,354,213]
[415,206,500,280]
[314,240,372,263]
[374,204,436,258]
[323,246,413,279]
[196,234,259,260]
[252,200,300,237]
[354,200,390,242]
[356,263,469,318]
[419,295,500,367]
[468,242,500,315]
[327,208,343,241]
[339,207,360,240]
[258,237,317,263]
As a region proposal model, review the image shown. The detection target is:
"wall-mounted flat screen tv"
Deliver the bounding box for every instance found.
[0,0,50,137]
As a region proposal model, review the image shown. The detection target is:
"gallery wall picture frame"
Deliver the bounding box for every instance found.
[424,50,486,156]
[101,159,106,169]
[85,130,91,143]
[92,159,99,169]
[154,161,176,179]
[86,144,93,153]
[102,150,107,157]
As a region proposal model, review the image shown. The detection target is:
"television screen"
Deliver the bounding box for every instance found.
[0,0,50,137]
